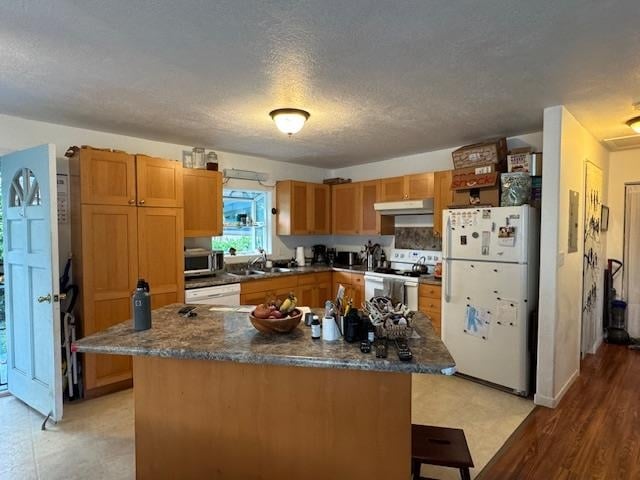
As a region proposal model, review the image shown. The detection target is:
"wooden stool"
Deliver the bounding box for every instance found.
[411,424,474,480]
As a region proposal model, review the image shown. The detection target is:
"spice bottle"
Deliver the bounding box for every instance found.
[311,315,321,340]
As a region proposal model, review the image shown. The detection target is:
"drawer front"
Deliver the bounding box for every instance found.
[240,276,298,295]
[333,271,352,286]
[297,273,317,286]
[419,284,442,299]
[419,296,441,314]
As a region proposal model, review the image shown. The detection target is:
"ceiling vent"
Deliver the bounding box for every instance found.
[603,134,640,151]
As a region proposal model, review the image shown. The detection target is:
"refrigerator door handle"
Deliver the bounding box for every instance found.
[444,258,452,303]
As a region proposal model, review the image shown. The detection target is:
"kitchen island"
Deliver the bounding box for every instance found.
[73,304,455,479]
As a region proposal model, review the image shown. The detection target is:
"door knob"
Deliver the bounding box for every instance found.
[37,294,52,304]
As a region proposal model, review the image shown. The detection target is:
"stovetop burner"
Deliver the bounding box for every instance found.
[402,271,421,277]
[373,267,399,275]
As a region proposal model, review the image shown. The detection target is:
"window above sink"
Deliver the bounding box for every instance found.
[212,188,272,257]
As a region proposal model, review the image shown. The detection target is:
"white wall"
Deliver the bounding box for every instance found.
[606,149,640,292]
[536,106,610,408]
[0,114,329,264]
[329,132,543,181]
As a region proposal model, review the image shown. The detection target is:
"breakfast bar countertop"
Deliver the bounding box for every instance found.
[73,304,455,375]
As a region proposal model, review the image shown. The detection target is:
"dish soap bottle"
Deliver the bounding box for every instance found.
[132,279,151,331]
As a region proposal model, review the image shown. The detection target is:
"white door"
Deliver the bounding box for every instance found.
[443,206,530,263]
[2,144,62,421]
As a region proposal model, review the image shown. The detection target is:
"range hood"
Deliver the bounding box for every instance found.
[374,198,434,215]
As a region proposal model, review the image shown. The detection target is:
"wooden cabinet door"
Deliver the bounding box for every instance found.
[81,204,138,392]
[405,172,434,200]
[308,183,331,234]
[291,181,310,234]
[184,169,222,237]
[137,208,185,307]
[433,170,453,237]
[379,176,406,201]
[351,273,365,308]
[316,279,333,308]
[360,180,394,235]
[332,183,361,235]
[298,284,315,308]
[136,156,184,208]
[79,148,136,206]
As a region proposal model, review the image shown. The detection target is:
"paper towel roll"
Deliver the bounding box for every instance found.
[295,246,305,266]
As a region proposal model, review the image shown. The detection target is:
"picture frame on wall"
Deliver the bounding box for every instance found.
[601,205,609,232]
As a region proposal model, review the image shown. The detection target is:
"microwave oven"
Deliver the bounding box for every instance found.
[184,249,224,277]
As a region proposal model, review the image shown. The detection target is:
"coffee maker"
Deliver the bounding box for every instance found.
[312,245,328,265]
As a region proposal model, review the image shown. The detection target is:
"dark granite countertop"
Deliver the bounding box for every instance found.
[185,264,367,289]
[73,305,456,375]
[184,265,444,290]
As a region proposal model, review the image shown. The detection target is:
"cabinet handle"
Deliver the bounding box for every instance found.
[139,199,146,205]
[128,199,135,205]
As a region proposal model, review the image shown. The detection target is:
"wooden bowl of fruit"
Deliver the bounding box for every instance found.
[249,293,302,334]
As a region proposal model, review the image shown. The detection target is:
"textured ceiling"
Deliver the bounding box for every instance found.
[0,0,639,167]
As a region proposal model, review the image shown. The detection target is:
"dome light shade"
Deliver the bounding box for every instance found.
[269,108,310,136]
[627,116,640,134]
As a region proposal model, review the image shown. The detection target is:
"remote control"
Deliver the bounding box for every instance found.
[395,339,413,362]
[375,339,388,359]
[360,340,371,353]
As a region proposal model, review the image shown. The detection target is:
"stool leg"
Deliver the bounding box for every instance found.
[411,459,421,480]
[460,467,471,480]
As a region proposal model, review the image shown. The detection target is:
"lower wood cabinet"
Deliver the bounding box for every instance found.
[239,272,333,308]
[137,207,185,308]
[78,204,138,396]
[418,284,442,336]
[332,271,365,309]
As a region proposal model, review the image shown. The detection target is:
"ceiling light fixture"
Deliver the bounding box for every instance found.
[626,116,640,134]
[269,108,310,136]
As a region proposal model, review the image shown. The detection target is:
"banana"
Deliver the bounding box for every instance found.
[279,292,298,313]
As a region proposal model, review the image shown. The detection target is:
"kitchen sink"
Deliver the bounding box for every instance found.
[227,269,267,277]
[263,267,293,273]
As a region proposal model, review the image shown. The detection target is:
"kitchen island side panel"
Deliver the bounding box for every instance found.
[133,356,411,480]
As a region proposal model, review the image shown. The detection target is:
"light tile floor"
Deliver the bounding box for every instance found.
[0,375,533,479]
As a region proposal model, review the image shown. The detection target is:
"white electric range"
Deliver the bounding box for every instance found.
[364,249,441,310]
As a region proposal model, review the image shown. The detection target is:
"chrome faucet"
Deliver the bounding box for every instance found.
[248,249,268,269]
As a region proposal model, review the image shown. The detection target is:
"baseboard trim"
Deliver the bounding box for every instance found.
[534,369,579,408]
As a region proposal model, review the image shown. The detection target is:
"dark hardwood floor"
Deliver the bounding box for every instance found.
[478,343,640,480]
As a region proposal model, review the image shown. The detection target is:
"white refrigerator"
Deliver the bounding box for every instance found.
[442,205,539,395]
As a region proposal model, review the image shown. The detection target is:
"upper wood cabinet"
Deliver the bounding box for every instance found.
[276,181,330,235]
[379,176,406,202]
[433,170,454,237]
[406,173,434,200]
[309,183,331,234]
[359,180,394,236]
[332,182,361,235]
[135,155,183,208]
[380,173,434,201]
[183,169,223,237]
[75,147,137,206]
